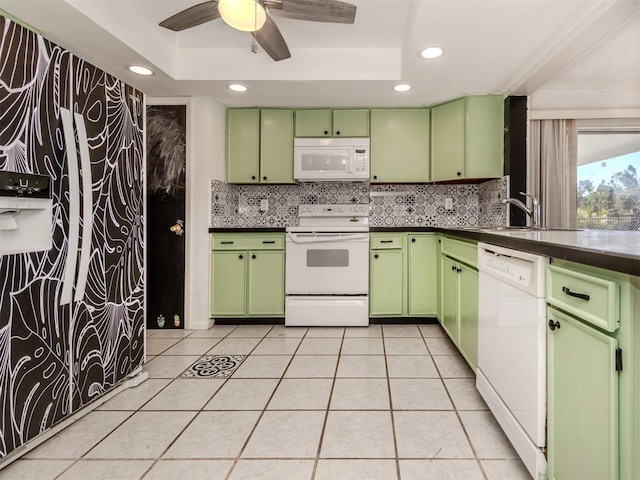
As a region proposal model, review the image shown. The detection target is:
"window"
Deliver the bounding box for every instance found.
[576,120,640,230]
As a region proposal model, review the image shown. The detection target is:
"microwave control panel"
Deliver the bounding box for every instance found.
[353,149,368,173]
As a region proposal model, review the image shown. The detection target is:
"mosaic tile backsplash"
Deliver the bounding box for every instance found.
[211,177,508,228]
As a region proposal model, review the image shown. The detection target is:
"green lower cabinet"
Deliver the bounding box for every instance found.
[370,233,438,317]
[211,251,247,316]
[211,234,285,317]
[547,307,619,480]
[247,251,284,315]
[370,249,404,316]
[408,235,438,315]
[458,265,478,371]
[441,256,459,341]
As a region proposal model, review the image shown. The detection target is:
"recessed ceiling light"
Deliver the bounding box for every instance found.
[420,46,444,59]
[393,84,412,92]
[128,65,154,76]
[228,83,248,92]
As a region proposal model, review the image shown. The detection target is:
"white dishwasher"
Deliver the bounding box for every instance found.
[476,243,549,480]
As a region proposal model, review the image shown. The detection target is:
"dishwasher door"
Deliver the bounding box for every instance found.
[476,243,549,479]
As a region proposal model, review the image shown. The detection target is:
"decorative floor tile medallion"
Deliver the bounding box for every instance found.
[180,355,245,379]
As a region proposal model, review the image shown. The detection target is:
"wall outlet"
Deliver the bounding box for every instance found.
[445,197,454,210]
[260,199,269,211]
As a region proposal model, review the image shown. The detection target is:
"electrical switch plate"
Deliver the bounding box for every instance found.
[445,197,453,210]
[260,199,269,210]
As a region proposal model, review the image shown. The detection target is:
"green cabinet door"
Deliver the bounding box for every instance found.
[370,249,404,316]
[431,99,464,182]
[260,109,294,183]
[333,109,369,137]
[227,108,260,183]
[247,250,285,315]
[441,256,459,342]
[407,235,437,315]
[211,251,247,316]
[295,109,332,137]
[370,109,430,183]
[458,265,478,371]
[547,307,618,480]
[465,95,503,179]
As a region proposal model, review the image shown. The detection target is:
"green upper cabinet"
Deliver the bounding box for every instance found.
[332,109,370,137]
[431,99,464,181]
[295,109,369,137]
[260,109,294,183]
[431,95,503,182]
[295,109,332,137]
[227,108,260,183]
[227,108,294,184]
[370,108,430,183]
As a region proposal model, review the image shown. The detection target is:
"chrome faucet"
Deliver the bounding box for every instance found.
[501,192,542,228]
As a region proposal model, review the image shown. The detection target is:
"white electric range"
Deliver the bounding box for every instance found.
[285,204,369,327]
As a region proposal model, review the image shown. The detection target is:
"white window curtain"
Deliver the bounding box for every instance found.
[528,119,578,228]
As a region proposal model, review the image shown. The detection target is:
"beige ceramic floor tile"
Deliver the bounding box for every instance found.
[399,459,484,480]
[321,411,395,459]
[226,325,273,338]
[315,459,398,480]
[145,460,233,480]
[164,411,261,459]
[57,460,152,479]
[229,460,314,480]
[206,337,262,355]
[284,355,339,378]
[336,355,387,378]
[394,411,474,459]
[330,378,390,410]
[418,323,447,337]
[386,355,439,378]
[384,337,429,355]
[458,411,520,459]
[341,337,384,355]
[85,411,195,459]
[146,338,181,355]
[0,460,72,480]
[443,378,488,410]
[382,324,423,337]
[25,411,131,458]
[267,379,333,410]
[96,379,172,411]
[204,379,279,410]
[143,355,201,379]
[242,411,325,459]
[481,459,532,480]
[231,355,292,378]
[432,355,475,378]
[265,326,309,338]
[296,338,343,355]
[304,327,345,338]
[161,338,222,356]
[390,379,453,410]
[141,378,226,410]
[425,336,460,355]
[251,337,303,355]
[344,324,383,337]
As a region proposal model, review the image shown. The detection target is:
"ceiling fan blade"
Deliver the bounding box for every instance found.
[271,0,356,24]
[159,1,221,31]
[252,15,291,61]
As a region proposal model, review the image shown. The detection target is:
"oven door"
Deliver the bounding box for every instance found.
[285,232,369,295]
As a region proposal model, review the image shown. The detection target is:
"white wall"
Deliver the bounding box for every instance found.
[148,96,226,329]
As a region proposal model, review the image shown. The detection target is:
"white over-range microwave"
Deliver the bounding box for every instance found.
[293,137,369,182]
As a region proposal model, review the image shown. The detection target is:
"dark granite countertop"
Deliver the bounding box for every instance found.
[209,228,286,233]
[209,226,639,276]
[441,228,639,276]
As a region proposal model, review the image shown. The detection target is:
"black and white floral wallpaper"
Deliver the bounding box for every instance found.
[0,17,145,458]
[211,177,508,228]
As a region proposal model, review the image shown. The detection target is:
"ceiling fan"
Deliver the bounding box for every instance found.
[159,0,357,62]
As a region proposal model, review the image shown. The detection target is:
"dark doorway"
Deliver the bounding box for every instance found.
[146,105,186,329]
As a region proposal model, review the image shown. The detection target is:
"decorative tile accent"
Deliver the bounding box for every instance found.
[180,355,245,379]
[478,176,509,227]
[211,177,509,229]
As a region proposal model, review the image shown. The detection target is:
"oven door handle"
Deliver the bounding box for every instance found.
[286,232,369,244]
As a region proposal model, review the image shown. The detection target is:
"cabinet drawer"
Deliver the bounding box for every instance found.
[442,237,477,268]
[370,234,403,249]
[546,265,619,332]
[212,234,284,251]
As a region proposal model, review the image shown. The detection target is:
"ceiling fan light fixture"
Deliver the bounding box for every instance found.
[228,83,248,92]
[128,65,154,76]
[420,46,444,59]
[218,0,267,32]
[393,84,412,92]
